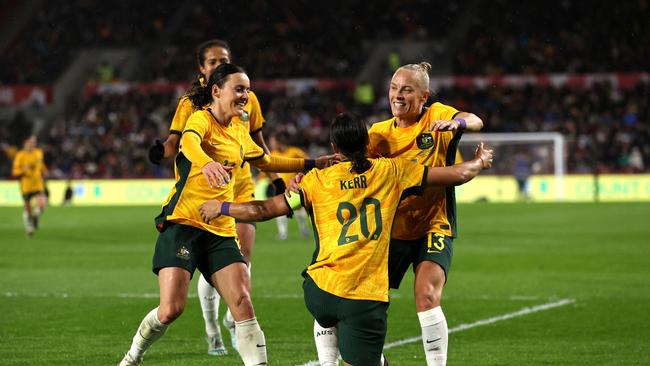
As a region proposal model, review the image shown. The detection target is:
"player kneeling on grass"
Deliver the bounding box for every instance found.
[199,113,493,366]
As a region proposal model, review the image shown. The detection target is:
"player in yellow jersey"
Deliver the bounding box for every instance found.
[147,39,286,355]
[12,135,47,236]
[267,133,310,239]
[198,113,492,366]
[118,64,335,366]
[367,62,484,366]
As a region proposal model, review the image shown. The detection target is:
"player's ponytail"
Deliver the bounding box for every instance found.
[187,63,247,109]
[330,113,371,174]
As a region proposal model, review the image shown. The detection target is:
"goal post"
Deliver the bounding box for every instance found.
[458,132,566,201]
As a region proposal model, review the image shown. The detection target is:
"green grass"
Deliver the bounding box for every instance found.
[0,203,649,365]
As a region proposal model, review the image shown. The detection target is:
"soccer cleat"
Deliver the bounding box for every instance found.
[206,334,228,356]
[117,352,142,366]
[223,316,238,352]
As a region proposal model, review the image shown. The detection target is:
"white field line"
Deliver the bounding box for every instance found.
[297,298,575,366]
[1,292,304,299]
[1,291,540,301]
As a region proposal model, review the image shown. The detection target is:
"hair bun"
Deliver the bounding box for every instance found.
[418,62,432,73]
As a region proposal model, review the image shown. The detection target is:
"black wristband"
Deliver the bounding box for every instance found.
[272,178,287,196]
[304,159,316,170]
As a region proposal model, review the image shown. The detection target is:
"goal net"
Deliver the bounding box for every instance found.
[457,132,566,202]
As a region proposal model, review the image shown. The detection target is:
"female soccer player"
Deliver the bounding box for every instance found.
[366,62,484,365]
[198,113,492,366]
[267,133,310,240]
[148,39,285,355]
[12,135,47,236]
[118,63,334,366]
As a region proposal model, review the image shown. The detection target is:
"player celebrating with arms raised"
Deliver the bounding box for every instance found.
[367,62,484,365]
[198,113,492,365]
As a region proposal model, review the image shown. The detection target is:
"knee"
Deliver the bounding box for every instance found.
[158,301,185,324]
[230,291,255,319]
[415,289,440,311]
[414,277,444,311]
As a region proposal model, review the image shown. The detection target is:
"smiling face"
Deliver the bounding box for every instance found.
[389,69,430,121]
[199,46,231,79]
[213,72,250,120]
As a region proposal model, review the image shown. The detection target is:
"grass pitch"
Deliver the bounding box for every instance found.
[0,203,648,365]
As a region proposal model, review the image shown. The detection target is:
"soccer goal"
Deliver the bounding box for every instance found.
[458,132,566,201]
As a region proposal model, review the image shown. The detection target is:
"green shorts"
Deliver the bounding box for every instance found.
[303,275,388,366]
[152,223,246,281]
[388,233,454,289]
[22,190,43,201]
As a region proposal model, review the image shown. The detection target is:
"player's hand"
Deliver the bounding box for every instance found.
[475,142,493,169]
[271,178,287,196]
[148,139,165,165]
[315,153,342,169]
[430,120,459,131]
[201,162,233,188]
[199,200,222,223]
[288,173,305,194]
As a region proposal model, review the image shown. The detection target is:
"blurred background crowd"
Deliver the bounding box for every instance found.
[1,0,648,179]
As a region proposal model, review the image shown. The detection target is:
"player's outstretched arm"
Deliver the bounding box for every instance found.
[426,142,493,186]
[199,194,292,223]
[251,130,285,194]
[250,153,339,173]
[429,112,484,132]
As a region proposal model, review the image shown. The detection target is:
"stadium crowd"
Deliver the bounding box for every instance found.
[2,80,647,179]
[1,0,459,84]
[5,0,648,83]
[455,0,650,74]
[1,0,648,178]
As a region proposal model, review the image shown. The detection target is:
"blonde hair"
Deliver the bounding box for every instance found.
[395,62,432,91]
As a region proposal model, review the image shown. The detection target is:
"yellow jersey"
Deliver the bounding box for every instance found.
[169,90,265,135]
[12,148,46,194]
[169,90,265,202]
[156,109,264,237]
[300,158,427,302]
[271,146,307,185]
[368,102,461,239]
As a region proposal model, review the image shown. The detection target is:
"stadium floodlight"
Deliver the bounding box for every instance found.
[459,132,566,200]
